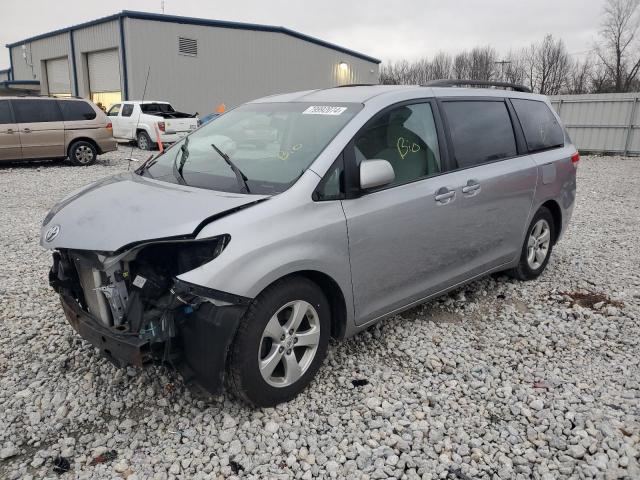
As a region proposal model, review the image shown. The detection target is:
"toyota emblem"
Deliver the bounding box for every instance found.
[45,224,61,242]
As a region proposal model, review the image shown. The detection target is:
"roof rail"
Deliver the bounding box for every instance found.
[424,79,532,93]
[335,83,377,88]
[14,93,84,99]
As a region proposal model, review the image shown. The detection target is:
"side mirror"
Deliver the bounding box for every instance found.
[360,159,395,190]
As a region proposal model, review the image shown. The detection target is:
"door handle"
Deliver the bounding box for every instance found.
[5,128,14,134]
[22,128,32,133]
[462,180,481,195]
[434,188,455,203]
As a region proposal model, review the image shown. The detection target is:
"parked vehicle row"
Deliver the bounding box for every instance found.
[0,97,116,165]
[41,83,577,406]
[106,101,198,150]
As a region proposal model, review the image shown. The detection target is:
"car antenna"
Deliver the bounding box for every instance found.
[128,66,151,171]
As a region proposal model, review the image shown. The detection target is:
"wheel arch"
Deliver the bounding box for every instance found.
[67,137,100,156]
[539,199,562,244]
[254,270,349,340]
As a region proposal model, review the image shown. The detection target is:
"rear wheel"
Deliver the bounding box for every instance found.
[68,140,97,166]
[137,130,153,150]
[508,207,555,280]
[228,277,330,407]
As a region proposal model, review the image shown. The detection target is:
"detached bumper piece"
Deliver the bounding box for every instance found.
[61,294,150,367]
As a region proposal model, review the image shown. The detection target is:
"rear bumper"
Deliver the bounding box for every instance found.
[97,137,118,154]
[159,132,193,144]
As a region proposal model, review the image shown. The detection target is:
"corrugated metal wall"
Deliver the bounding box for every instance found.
[7,15,379,112]
[71,20,121,97]
[124,18,379,113]
[550,93,640,156]
[8,21,121,97]
[9,32,70,91]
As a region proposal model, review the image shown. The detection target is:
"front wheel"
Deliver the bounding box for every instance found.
[508,206,555,280]
[228,277,330,407]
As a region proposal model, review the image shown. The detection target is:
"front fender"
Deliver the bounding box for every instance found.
[175,179,355,331]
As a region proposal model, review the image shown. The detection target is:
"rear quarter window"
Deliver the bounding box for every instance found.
[511,99,564,152]
[442,100,517,168]
[58,100,97,121]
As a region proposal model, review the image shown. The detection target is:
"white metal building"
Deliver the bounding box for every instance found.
[3,11,380,113]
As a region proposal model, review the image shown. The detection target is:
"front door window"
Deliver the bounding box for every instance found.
[354,102,441,186]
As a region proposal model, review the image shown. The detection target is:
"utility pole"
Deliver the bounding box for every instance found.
[494,60,511,82]
[161,1,165,14]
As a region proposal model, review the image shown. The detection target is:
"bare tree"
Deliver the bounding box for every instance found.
[596,0,640,92]
[565,59,593,94]
[468,46,498,80]
[430,52,453,80]
[378,36,594,93]
[453,52,470,79]
[503,51,527,85]
[523,35,571,94]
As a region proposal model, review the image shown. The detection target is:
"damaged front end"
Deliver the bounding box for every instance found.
[49,235,250,394]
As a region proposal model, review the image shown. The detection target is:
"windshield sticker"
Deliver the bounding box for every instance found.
[302,106,348,115]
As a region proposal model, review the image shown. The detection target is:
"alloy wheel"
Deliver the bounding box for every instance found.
[258,300,321,388]
[74,145,94,164]
[138,135,149,150]
[527,219,551,270]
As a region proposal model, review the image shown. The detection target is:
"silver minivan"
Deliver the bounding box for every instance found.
[42,82,577,406]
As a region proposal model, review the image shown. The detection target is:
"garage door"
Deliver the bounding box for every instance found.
[88,49,121,93]
[46,57,71,95]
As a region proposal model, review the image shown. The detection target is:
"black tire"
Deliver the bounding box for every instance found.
[136,130,153,151]
[508,206,555,281]
[68,140,97,166]
[228,277,331,407]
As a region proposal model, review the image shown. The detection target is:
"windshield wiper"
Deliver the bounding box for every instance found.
[172,137,189,184]
[211,143,251,194]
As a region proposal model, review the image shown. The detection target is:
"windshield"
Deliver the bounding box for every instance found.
[140,102,362,194]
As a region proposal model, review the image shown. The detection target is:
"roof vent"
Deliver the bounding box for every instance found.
[178,37,197,57]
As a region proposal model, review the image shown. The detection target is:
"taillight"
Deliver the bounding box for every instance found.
[106,122,112,130]
[571,151,580,167]
[158,122,165,132]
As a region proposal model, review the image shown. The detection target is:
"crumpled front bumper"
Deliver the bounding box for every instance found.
[60,294,151,367]
[58,284,249,394]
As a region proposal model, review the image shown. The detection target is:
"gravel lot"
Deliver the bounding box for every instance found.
[0,150,639,480]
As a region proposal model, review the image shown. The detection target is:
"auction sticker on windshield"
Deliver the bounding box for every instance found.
[302,105,348,115]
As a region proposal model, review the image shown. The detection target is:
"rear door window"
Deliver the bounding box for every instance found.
[0,100,13,124]
[442,100,517,168]
[12,99,62,123]
[121,104,134,117]
[511,99,564,152]
[58,100,97,121]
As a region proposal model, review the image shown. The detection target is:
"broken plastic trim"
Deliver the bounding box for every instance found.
[172,278,252,306]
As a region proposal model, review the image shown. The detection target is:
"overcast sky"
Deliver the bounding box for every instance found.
[1,0,605,69]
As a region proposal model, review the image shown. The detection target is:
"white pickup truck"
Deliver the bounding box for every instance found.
[106,101,199,150]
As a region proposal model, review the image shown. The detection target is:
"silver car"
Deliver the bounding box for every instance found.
[42,82,577,406]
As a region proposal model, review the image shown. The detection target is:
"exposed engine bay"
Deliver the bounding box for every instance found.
[48,235,250,393]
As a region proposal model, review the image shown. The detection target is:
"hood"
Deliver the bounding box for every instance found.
[40,173,268,252]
